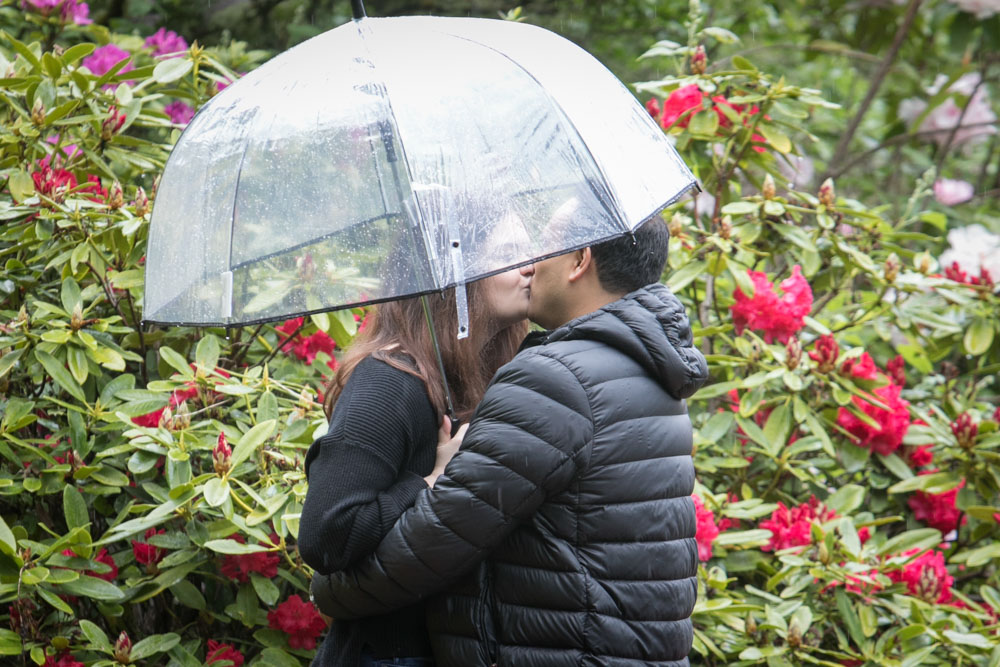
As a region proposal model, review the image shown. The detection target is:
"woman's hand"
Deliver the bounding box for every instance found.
[423,416,468,488]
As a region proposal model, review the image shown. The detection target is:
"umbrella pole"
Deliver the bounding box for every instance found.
[420,294,457,425]
[351,0,366,19]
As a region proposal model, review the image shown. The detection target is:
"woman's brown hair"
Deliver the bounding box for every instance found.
[322,282,529,422]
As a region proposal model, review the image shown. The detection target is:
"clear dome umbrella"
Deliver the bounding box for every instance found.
[143,1,696,414]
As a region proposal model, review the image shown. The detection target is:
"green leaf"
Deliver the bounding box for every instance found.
[89,465,130,487]
[701,26,740,43]
[230,420,276,470]
[714,529,773,547]
[759,125,792,153]
[887,471,961,494]
[720,201,760,216]
[35,349,87,403]
[152,57,193,84]
[195,335,221,371]
[0,628,22,656]
[825,484,865,515]
[203,539,271,555]
[942,630,993,649]
[877,453,913,481]
[63,486,89,531]
[79,619,111,649]
[258,648,302,667]
[956,543,1000,568]
[170,579,206,610]
[964,317,994,356]
[58,575,125,601]
[67,346,89,386]
[60,276,82,314]
[689,110,720,137]
[0,348,25,380]
[666,260,707,291]
[731,55,756,71]
[203,477,230,507]
[835,589,865,646]
[761,403,791,457]
[250,572,280,605]
[61,42,95,66]
[896,344,933,374]
[876,528,941,556]
[159,346,193,377]
[130,633,181,660]
[256,391,279,424]
[36,586,75,615]
[7,171,34,203]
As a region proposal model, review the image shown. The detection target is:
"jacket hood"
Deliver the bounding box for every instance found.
[543,283,709,400]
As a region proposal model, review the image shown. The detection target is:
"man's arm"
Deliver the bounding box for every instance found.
[310,351,593,619]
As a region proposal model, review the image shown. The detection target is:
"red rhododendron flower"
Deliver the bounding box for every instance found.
[886,355,906,387]
[267,594,327,650]
[43,652,85,667]
[886,548,953,603]
[951,412,978,448]
[905,444,934,468]
[840,352,878,381]
[908,478,967,534]
[836,383,911,456]
[692,496,719,561]
[808,334,839,373]
[206,640,244,666]
[760,496,836,552]
[276,317,337,367]
[645,97,661,118]
[731,265,813,343]
[131,528,165,566]
[219,535,280,583]
[61,547,117,581]
[659,84,704,129]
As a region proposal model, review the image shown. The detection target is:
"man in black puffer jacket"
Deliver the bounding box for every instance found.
[312,217,708,666]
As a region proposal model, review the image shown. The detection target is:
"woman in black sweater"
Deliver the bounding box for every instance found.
[298,252,533,666]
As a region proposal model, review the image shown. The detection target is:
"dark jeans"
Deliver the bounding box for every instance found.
[358,654,434,667]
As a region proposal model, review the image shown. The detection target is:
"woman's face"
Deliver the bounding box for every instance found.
[483,263,533,329]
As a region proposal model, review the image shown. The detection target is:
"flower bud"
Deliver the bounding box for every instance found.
[297,252,316,282]
[745,613,757,636]
[214,432,233,476]
[132,186,150,217]
[817,540,831,565]
[818,178,835,208]
[785,336,802,370]
[150,174,160,201]
[158,406,173,430]
[107,181,124,209]
[884,252,901,283]
[717,215,733,240]
[915,251,934,275]
[31,98,46,126]
[808,334,839,373]
[173,401,191,430]
[668,213,685,238]
[690,44,707,75]
[101,106,126,141]
[762,173,776,200]
[951,412,977,450]
[113,631,132,664]
[70,303,84,331]
[787,620,803,648]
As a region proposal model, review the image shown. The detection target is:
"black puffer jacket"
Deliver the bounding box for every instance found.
[311,283,709,666]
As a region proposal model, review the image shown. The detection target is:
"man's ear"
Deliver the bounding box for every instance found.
[566,248,593,283]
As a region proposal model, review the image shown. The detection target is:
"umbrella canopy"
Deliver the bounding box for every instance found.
[143,14,696,328]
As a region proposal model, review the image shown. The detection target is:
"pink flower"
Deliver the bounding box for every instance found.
[886,355,906,387]
[808,334,839,373]
[899,73,997,148]
[886,548,953,603]
[43,653,85,667]
[144,28,188,58]
[908,478,967,534]
[760,497,836,552]
[934,178,975,206]
[206,641,244,666]
[82,44,133,77]
[837,383,911,456]
[731,265,813,343]
[275,318,337,366]
[267,595,327,651]
[219,535,280,583]
[949,0,1000,18]
[645,98,661,118]
[22,0,89,23]
[692,496,719,561]
[906,444,934,468]
[164,101,195,125]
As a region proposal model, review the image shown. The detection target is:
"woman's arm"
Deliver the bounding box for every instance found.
[298,359,437,575]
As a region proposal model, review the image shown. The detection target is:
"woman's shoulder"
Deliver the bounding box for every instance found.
[339,354,430,410]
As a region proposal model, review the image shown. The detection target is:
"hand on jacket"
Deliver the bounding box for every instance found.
[423,416,468,488]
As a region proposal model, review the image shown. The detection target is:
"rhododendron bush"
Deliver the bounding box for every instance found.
[0,1,998,665]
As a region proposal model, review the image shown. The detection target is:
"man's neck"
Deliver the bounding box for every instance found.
[555,290,626,328]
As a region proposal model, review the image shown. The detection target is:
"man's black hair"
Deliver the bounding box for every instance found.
[590,217,669,294]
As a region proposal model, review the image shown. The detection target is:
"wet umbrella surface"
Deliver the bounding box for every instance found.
[143,13,696,331]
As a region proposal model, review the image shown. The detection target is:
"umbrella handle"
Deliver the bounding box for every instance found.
[351,0,366,19]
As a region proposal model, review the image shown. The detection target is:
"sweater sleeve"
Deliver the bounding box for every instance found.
[310,350,594,618]
[298,358,437,575]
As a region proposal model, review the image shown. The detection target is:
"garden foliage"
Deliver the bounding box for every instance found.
[0,0,998,665]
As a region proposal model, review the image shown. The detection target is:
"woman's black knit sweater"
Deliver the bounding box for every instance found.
[299,356,438,665]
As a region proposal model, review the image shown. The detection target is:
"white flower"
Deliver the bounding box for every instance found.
[933,178,975,206]
[949,0,1000,18]
[899,72,997,148]
[938,223,1000,279]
